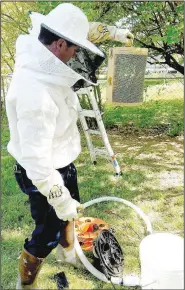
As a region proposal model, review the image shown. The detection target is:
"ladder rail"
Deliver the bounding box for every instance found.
[77,99,97,164]
[77,86,122,175]
[87,87,121,175]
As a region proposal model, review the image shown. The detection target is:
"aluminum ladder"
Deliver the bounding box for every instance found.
[77,86,121,175]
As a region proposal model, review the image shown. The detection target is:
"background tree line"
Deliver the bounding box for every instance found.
[1,1,184,75]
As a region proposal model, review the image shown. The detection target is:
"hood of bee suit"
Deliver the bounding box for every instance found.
[14,3,105,90]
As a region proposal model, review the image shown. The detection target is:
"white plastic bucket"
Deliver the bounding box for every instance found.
[139,233,184,289]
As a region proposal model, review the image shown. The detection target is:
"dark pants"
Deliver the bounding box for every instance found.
[14,162,80,258]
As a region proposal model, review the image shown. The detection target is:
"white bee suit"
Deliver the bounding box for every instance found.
[6,36,82,220]
[6,3,105,221]
[6,3,133,221]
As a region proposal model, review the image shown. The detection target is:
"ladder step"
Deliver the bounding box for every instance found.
[77,88,89,94]
[79,110,104,118]
[79,110,96,118]
[88,129,101,135]
[94,147,108,157]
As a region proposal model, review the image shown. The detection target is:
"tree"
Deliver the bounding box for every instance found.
[125,1,184,74]
[1,1,99,75]
[2,1,184,75]
[1,2,38,75]
[87,1,184,74]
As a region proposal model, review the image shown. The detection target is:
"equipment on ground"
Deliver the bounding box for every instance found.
[54,272,69,290]
[74,196,184,289]
[75,217,109,251]
[93,229,124,280]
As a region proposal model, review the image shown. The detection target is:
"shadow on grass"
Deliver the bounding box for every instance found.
[2,232,142,290]
[2,132,183,289]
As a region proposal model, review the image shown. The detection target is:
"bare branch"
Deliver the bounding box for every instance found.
[2,56,14,73]
[1,37,15,64]
[134,38,164,53]
[152,11,163,38]
[2,13,14,21]
[147,60,166,65]
[2,12,28,34]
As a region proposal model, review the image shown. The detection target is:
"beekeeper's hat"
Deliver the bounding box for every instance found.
[29,3,104,57]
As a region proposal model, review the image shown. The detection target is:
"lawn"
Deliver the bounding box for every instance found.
[1,119,184,289]
[103,99,184,137]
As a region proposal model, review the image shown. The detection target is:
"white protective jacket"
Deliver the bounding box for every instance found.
[6,21,133,220]
[6,35,89,220]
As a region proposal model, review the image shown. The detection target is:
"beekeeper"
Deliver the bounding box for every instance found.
[5,3,133,289]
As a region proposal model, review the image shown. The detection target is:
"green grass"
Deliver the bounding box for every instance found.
[144,78,180,87]
[103,99,184,136]
[1,120,184,289]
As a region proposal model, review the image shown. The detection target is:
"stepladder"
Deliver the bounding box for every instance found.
[76,86,122,175]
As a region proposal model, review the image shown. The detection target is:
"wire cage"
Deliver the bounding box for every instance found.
[106,47,148,103]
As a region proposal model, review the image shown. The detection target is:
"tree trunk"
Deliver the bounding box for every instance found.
[165,53,184,75]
